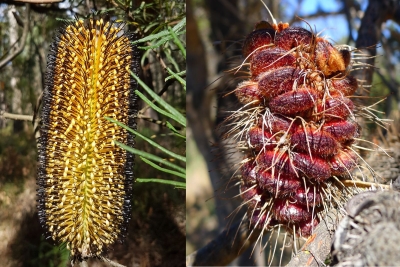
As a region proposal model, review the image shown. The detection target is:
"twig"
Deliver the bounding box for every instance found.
[375,69,399,98]
[13,0,62,2]
[0,4,30,70]
[100,256,127,267]
[0,110,34,122]
[290,8,345,25]
[84,0,91,13]
[72,257,126,267]
[286,210,341,267]
[0,111,182,131]
[340,180,391,189]
[138,78,177,114]
[71,260,87,267]
[354,0,400,95]
[186,218,262,266]
[137,113,182,130]
[1,0,70,14]
[185,208,343,267]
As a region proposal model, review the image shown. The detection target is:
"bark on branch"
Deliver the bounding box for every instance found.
[354,0,400,95]
[185,210,341,267]
[0,110,34,121]
[0,3,30,70]
[13,0,62,3]
[186,219,262,266]
[286,210,341,267]
[0,0,69,13]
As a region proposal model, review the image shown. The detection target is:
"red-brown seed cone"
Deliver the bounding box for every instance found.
[248,126,276,150]
[258,66,302,99]
[269,86,319,116]
[234,21,361,237]
[314,95,355,121]
[290,124,339,157]
[250,48,297,79]
[235,81,262,104]
[242,28,276,58]
[257,170,302,197]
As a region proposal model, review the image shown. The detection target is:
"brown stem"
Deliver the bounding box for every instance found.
[354,0,400,98]
[138,78,177,114]
[137,113,182,130]
[186,218,262,266]
[100,256,127,267]
[286,210,341,267]
[0,111,34,121]
[12,0,62,2]
[0,4,30,70]
[340,180,391,189]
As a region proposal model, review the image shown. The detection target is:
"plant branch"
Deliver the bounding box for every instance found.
[77,260,88,267]
[0,3,30,70]
[137,113,182,130]
[186,218,262,266]
[286,210,341,266]
[12,0,62,3]
[0,110,184,131]
[0,110,34,121]
[186,210,341,267]
[0,0,70,14]
[138,78,177,114]
[293,9,344,23]
[354,0,400,97]
[100,256,127,267]
[72,257,126,267]
[375,69,399,99]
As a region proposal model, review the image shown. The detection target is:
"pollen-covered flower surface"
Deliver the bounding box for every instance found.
[37,17,138,259]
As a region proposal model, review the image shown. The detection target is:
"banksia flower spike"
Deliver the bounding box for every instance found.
[37,16,138,260]
[226,17,376,247]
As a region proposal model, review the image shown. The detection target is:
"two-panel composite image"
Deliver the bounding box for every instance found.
[0,0,399,266]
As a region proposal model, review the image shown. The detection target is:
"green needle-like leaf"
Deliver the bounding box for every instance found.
[105,117,186,162]
[169,27,186,58]
[166,68,186,90]
[135,90,184,126]
[136,178,186,188]
[131,71,186,126]
[140,157,185,179]
[115,141,185,174]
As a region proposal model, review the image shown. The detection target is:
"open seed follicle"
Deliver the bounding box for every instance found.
[224,7,391,265]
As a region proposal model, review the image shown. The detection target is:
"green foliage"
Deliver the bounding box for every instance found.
[101,1,186,190]
[127,1,185,34]
[106,16,186,189]
[106,116,186,189]
[28,238,69,267]
[133,17,186,71]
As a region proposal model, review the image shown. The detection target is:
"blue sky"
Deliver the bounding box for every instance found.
[282,0,354,44]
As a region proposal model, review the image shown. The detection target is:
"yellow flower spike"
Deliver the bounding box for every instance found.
[37,15,138,260]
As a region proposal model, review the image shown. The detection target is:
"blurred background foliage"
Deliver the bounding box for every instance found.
[0,0,185,266]
[187,0,400,265]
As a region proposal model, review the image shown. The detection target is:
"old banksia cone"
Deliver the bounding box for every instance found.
[229,20,364,239]
[37,16,138,259]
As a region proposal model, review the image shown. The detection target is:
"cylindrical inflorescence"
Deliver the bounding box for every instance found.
[37,16,138,259]
[235,21,360,237]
